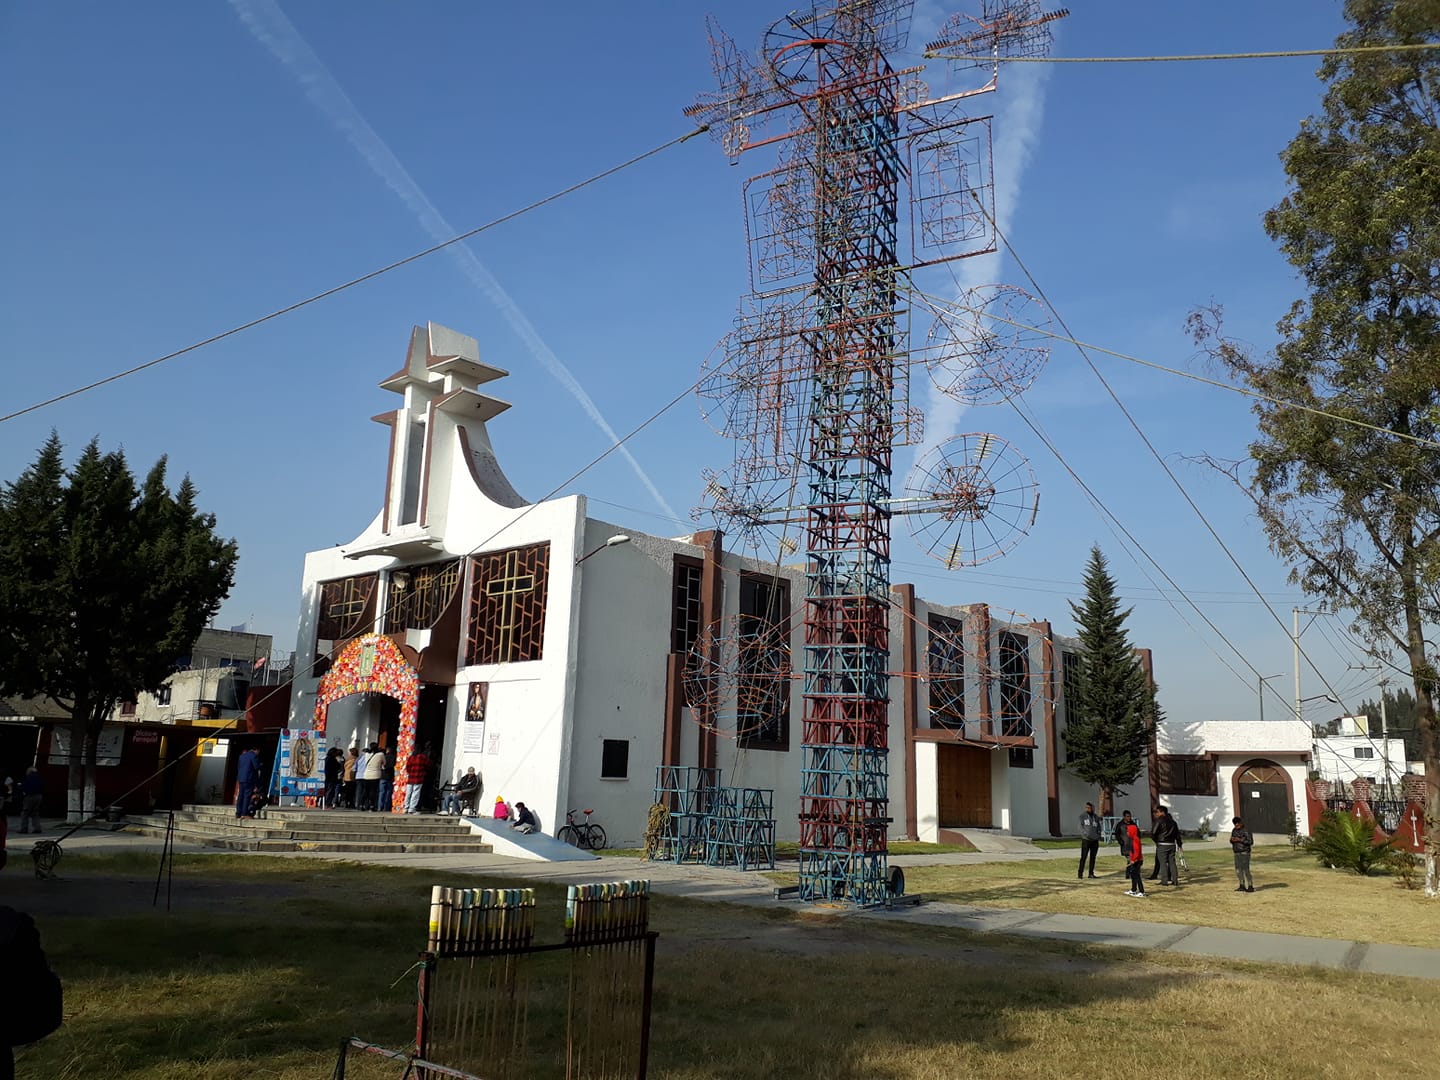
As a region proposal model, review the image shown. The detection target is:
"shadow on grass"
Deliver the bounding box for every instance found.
[15,855,1209,1080]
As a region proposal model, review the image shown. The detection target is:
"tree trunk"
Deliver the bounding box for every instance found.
[1398,569,1437,897]
[1099,786,1113,817]
[1421,708,1439,898]
[65,706,86,825]
[83,728,99,822]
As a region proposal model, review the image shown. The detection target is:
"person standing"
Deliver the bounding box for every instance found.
[18,769,43,835]
[322,747,344,808]
[1119,810,1146,897]
[341,747,359,809]
[358,743,384,811]
[403,744,431,814]
[1077,802,1102,880]
[234,748,262,820]
[376,749,395,814]
[1230,816,1255,892]
[1152,806,1182,887]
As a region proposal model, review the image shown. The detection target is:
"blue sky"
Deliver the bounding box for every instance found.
[0,1,1388,727]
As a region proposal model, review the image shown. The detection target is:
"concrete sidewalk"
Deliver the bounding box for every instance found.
[48,831,1440,982]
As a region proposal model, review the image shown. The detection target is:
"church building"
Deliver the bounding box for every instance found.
[287,322,1157,846]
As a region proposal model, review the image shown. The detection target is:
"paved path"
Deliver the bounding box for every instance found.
[45,830,1440,982]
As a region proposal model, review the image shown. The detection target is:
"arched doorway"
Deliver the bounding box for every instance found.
[1234,760,1292,834]
[314,634,419,812]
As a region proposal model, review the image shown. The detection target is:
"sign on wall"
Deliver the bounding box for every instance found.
[49,725,124,767]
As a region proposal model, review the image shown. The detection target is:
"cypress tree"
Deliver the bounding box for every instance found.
[1063,546,1155,815]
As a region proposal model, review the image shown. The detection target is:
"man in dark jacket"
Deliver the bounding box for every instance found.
[1077,802,1102,880]
[1151,806,1183,887]
[235,747,262,820]
[1230,816,1254,892]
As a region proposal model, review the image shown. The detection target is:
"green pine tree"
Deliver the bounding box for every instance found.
[0,435,238,822]
[1063,546,1155,814]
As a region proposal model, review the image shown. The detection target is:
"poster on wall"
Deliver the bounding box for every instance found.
[275,728,325,799]
[462,682,488,754]
[49,725,124,767]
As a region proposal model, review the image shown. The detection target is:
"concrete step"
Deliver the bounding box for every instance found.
[123,822,492,855]
[126,820,480,846]
[950,828,1039,854]
[125,814,482,845]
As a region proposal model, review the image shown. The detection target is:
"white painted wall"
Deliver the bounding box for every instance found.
[914,741,938,842]
[1158,720,1312,756]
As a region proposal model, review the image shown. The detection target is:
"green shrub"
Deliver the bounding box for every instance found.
[1385,848,1422,890]
[1308,810,1394,875]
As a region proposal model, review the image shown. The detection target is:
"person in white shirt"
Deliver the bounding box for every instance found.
[358,743,385,811]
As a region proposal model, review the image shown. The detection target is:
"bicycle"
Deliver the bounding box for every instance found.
[558,808,607,851]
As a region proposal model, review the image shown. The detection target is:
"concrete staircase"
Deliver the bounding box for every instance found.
[124,805,494,855]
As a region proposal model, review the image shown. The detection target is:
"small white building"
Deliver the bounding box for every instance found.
[1154,720,1311,835]
[287,323,1156,844]
[1310,715,1410,793]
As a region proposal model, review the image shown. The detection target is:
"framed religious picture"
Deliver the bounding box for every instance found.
[466,682,489,724]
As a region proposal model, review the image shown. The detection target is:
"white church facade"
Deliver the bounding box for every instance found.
[287,322,1158,846]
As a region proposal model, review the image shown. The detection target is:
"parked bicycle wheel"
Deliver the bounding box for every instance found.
[584,824,607,851]
[557,825,582,847]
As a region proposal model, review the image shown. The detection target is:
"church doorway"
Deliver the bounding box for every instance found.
[937,744,993,828]
[1235,761,1291,833]
[416,684,451,762]
[377,696,400,750]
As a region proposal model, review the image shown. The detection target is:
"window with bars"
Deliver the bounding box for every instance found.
[997,630,1032,738]
[737,573,790,749]
[1158,755,1217,796]
[671,557,704,655]
[465,544,550,665]
[927,613,965,729]
[1061,650,1081,762]
[156,685,171,707]
[383,559,461,634]
[315,574,378,652]
[1008,746,1034,769]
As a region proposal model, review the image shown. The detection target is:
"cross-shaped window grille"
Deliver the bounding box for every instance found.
[466,544,550,665]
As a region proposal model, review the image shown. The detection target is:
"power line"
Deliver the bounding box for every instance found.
[925,44,1440,63]
[965,199,1407,745]
[907,286,1440,453]
[0,125,708,427]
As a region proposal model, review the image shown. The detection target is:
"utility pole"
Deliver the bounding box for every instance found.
[1292,606,1329,723]
[1379,676,1391,799]
[1258,673,1285,723]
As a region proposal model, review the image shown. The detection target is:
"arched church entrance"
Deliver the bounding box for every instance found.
[1234,760,1291,834]
[314,634,419,813]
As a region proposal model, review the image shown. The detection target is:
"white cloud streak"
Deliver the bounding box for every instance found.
[920,59,1054,449]
[229,0,679,522]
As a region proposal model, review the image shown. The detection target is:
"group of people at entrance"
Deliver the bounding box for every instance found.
[1078,803,1256,896]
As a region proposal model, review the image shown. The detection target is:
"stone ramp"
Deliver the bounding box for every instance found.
[462,820,599,862]
[951,828,1041,855]
[125,805,494,855]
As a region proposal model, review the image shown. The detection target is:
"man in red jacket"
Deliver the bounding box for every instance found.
[403,744,432,814]
[1119,810,1146,897]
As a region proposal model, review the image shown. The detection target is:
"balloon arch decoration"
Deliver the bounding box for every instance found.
[314,633,419,812]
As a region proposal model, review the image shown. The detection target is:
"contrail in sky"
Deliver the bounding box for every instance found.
[229,0,680,522]
[920,59,1054,449]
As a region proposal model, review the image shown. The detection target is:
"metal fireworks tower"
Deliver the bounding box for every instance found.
[688,0,1065,904]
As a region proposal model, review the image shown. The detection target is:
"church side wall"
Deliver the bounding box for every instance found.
[567,525,696,848]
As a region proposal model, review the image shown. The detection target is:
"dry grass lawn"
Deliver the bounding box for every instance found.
[902,846,1440,948]
[4,851,1438,1079]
